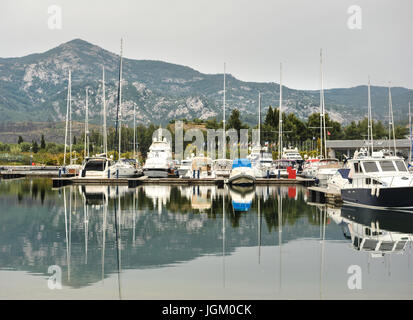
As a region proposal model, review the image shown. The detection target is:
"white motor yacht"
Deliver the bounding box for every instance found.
[79,154,113,178]
[328,151,413,209]
[213,159,233,178]
[248,146,275,178]
[108,158,138,178]
[281,147,303,161]
[143,136,174,178]
[228,158,256,186]
[178,158,193,178]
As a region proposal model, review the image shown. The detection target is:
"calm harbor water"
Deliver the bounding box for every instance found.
[0,178,412,299]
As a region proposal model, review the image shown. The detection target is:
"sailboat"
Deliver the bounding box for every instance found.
[62,70,82,175]
[302,50,340,182]
[79,67,114,178]
[213,63,233,178]
[273,63,295,177]
[108,39,137,178]
[248,91,276,178]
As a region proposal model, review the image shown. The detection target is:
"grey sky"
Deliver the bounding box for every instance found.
[0,0,412,90]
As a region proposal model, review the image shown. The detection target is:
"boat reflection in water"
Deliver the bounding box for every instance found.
[328,205,413,257]
[229,185,255,212]
[1,178,413,299]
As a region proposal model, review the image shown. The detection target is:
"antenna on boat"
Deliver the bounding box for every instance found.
[223,62,226,159]
[278,63,283,160]
[367,76,374,155]
[388,83,397,156]
[102,66,108,156]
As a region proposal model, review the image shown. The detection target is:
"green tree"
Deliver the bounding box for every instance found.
[17,136,24,144]
[40,135,46,149]
[227,109,247,131]
[32,140,39,153]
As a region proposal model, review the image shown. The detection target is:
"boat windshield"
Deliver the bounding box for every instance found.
[395,160,408,172]
[84,160,106,171]
[379,160,396,172]
[362,161,379,173]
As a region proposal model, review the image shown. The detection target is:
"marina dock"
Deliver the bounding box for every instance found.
[307,186,342,206]
[0,166,74,179]
[52,176,315,188]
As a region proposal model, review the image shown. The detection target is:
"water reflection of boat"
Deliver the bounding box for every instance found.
[229,185,255,212]
[328,205,413,257]
[185,186,214,211]
[142,185,171,214]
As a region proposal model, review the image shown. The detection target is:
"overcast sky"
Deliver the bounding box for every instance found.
[0,0,412,90]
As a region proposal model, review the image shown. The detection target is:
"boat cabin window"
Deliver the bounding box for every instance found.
[84,160,106,171]
[379,161,396,172]
[395,160,408,172]
[362,239,379,251]
[362,161,379,173]
[379,242,394,251]
[354,162,362,173]
[395,241,407,250]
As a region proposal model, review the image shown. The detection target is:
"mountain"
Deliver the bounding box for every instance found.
[0,38,412,126]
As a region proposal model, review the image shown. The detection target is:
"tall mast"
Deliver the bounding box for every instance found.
[68,71,73,164]
[223,62,226,159]
[258,91,261,147]
[63,70,71,166]
[367,77,374,155]
[114,38,123,160]
[102,66,108,155]
[84,88,89,158]
[278,63,283,160]
[319,49,327,159]
[118,39,123,160]
[388,84,397,155]
[409,101,412,164]
[133,104,136,159]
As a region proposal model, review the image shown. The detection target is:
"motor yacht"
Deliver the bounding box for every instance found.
[248,146,275,178]
[178,158,193,178]
[328,152,413,209]
[143,136,174,178]
[213,159,233,178]
[228,158,256,186]
[79,154,113,178]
